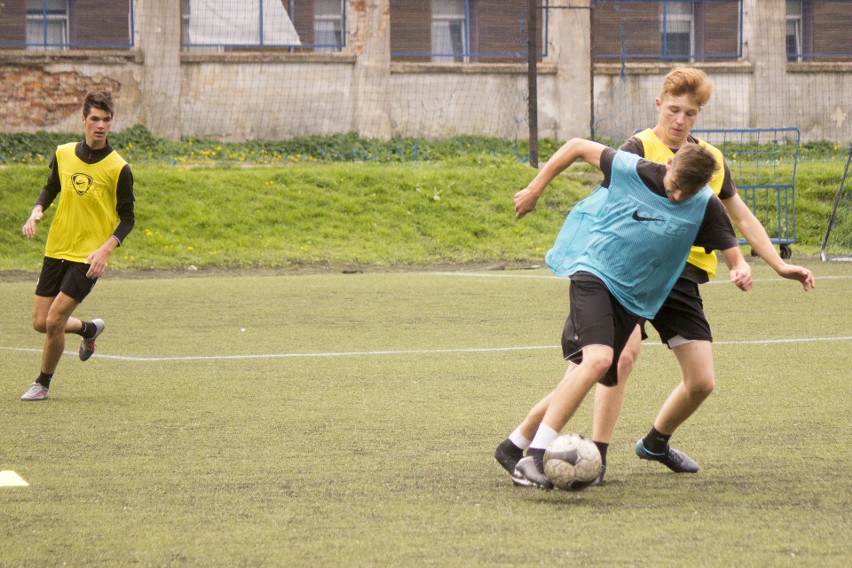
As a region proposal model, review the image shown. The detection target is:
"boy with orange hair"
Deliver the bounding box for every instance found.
[496,69,815,486]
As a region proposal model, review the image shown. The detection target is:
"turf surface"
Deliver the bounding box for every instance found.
[1,261,850,566]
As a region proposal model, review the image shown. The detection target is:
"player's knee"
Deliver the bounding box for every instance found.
[685,373,715,397]
[43,314,66,335]
[617,351,637,383]
[32,315,47,334]
[585,352,614,378]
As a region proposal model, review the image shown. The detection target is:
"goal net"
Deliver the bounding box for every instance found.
[820,144,852,262]
[692,128,800,258]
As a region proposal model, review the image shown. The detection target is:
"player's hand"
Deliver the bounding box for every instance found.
[85,247,110,279]
[730,264,753,291]
[22,207,44,239]
[776,263,815,291]
[514,186,541,219]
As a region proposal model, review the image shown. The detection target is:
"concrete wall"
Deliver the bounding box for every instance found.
[0,0,848,143]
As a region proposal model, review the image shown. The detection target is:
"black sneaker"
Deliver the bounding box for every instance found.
[590,464,607,486]
[494,439,523,474]
[495,440,534,487]
[634,439,699,473]
[513,455,553,490]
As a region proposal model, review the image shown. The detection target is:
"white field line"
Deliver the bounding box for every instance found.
[428,272,852,284]
[1,336,850,362]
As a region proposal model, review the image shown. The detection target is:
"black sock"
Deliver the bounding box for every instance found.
[76,321,94,338]
[36,371,53,389]
[594,441,609,467]
[643,427,671,454]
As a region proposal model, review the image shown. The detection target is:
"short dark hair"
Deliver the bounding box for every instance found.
[83,91,114,118]
[671,143,717,194]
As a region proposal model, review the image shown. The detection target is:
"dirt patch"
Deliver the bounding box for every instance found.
[0,261,546,283]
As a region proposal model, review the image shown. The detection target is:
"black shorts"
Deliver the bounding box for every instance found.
[35,257,98,303]
[561,273,642,387]
[647,277,712,346]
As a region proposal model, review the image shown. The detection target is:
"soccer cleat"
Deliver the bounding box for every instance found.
[513,455,553,490]
[494,439,533,487]
[20,383,49,401]
[590,464,607,487]
[634,439,699,473]
[79,318,105,361]
[494,439,523,474]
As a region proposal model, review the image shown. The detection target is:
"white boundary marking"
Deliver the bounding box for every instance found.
[429,272,852,284]
[1,335,850,362]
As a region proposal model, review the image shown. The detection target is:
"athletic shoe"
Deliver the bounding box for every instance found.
[634,439,699,473]
[494,439,523,474]
[590,464,607,486]
[20,383,49,401]
[79,318,105,361]
[513,456,553,490]
[494,439,533,487]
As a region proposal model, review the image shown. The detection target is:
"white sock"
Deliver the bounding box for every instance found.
[508,428,531,450]
[529,424,559,451]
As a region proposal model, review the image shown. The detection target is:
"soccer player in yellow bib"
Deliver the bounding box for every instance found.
[495,69,815,485]
[19,91,135,401]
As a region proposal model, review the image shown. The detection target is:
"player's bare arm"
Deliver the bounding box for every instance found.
[724,193,816,289]
[723,194,815,291]
[719,246,753,291]
[515,138,607,219]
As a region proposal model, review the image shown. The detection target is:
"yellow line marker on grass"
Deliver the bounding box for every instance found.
[0,471,29,487]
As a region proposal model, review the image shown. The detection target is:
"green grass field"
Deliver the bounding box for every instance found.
[1,261,850,566]
[0,156,843,272]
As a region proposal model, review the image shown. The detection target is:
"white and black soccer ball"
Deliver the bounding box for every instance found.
[543,434,602,491]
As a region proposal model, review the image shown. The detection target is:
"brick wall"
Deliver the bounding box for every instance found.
[0,66,119,129]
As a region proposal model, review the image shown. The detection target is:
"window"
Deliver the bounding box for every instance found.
[592,1,741,62]
[431,0,466,62]
[181,0,346,52]
[787,1,852,62]
[184,0,301,48]
[390,0,546,63]
[786,1,803,62]
[25,0,69,50]
[181,0,191,47]
[314,0,344,52]
[662,1,693,61]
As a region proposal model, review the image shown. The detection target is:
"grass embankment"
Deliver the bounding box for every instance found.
[0,156,596,272]
[0,131,846,272]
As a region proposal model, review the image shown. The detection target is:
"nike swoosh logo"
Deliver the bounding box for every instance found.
[632,210,664,222]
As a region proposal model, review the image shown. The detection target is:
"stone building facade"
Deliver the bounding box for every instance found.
[0,0,849,143]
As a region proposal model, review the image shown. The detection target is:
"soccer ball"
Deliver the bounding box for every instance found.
[543,434,602,491]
